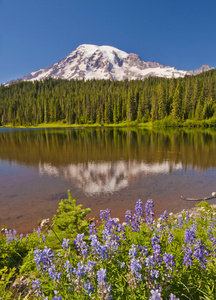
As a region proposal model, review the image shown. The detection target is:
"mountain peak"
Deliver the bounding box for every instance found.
[187,64,214,75]
[5,44,215,85]
[68,44,128,65]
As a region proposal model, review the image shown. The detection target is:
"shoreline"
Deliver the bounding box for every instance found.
[1,121,152,129]
[3,202,216,236]
[173,204,216,219]
[1,118,216,129]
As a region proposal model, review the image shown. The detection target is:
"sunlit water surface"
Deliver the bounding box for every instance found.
[0,127,216,233]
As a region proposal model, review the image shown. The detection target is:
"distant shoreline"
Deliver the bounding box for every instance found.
[1,118,216,129]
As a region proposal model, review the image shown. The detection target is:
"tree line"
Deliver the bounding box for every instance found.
[0,70,216,126]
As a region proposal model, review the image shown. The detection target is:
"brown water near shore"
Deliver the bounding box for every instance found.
[0,127,216,234]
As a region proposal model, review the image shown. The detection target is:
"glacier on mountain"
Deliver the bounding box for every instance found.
[5,44,214,85]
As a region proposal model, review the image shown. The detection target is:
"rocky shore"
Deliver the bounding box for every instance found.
[173,204,216,219]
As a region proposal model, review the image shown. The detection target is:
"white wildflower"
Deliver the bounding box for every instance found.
[40,218,50,227]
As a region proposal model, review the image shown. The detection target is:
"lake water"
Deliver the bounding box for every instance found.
[0,127,216,233]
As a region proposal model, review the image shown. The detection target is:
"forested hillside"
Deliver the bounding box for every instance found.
[1,70,216,126]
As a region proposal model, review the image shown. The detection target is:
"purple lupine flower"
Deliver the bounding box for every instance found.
[5,229,18,244]
[129,244,138,257]
[12,229,18,241]
[207,219,216,239]
[34,246,55,271]
[209,218,216,229]
[48,267,61,280]
[97,268,107,281]
[138,244,148,257]
[89,222,97,235]
[163,252,175,273]
[100,209,111,221]
[182,246,193,267]
[125,199,145,232]
[207,228,213,239]
[106,218,125,242]
[32,278,42,297]
[151,234,162,264]
[34,227,41,238]
[144,234,162,282]
[184,211,190,223]
[74,233,89,257]
[86,260,97,278]
[159,210,168,223]
[156,211,169,232]
[41,234,46,243]
[145,255,160,280]
[62,238,70,250]
[131,220,140,232]
[89,234,108,260]
[211,237,216,257]
[177,215,183,228]
[169,294,180,300]
[168,232,174,244]
[73,261,88,278]
[138,244,148,265]
[97,268,112,300]
[104,217,124,237]
[134,199,144,223]
[125,210,139,231]
[149,289,162,300]
[130,258,142,279]
[53,291,62,300]
[103,228,119,254]
[64,260,72,278]
[83,280,94,296]
[34,246,61,280]
[125,210,133,225]
[103,218,121,243]
[127,244,142,288]
[5,229,13,244]
[193,239,209,269]
[71,260,96,294]
[145,199,154,225]
[184,224,197,246]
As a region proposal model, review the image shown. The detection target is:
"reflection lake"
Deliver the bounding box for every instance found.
[0,127,216,233]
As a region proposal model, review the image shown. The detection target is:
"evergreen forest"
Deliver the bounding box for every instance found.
[1,70,216,126]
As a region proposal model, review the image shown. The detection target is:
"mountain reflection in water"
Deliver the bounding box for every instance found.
[39,161,182,195]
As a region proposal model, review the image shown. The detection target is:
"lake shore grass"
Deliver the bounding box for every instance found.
[0,121,152,129]
[1,117,216,129]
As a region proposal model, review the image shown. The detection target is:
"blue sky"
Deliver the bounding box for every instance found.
[0,0,216,84]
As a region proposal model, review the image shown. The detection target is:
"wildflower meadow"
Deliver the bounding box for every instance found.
[1,191,216,299]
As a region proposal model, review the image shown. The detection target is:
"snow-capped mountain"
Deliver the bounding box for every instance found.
[6,44,214,84]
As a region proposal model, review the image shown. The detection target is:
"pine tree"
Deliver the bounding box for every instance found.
[171,82,183,120]
[157,83,166,119]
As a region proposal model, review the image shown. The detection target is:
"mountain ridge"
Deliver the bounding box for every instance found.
[5,44,214,85]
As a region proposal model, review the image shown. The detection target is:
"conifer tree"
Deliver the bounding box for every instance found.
[157,83,166,119]
[171,82,183,120]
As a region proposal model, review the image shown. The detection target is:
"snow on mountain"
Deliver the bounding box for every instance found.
[5,44,214,85]
[187,64,215,75]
